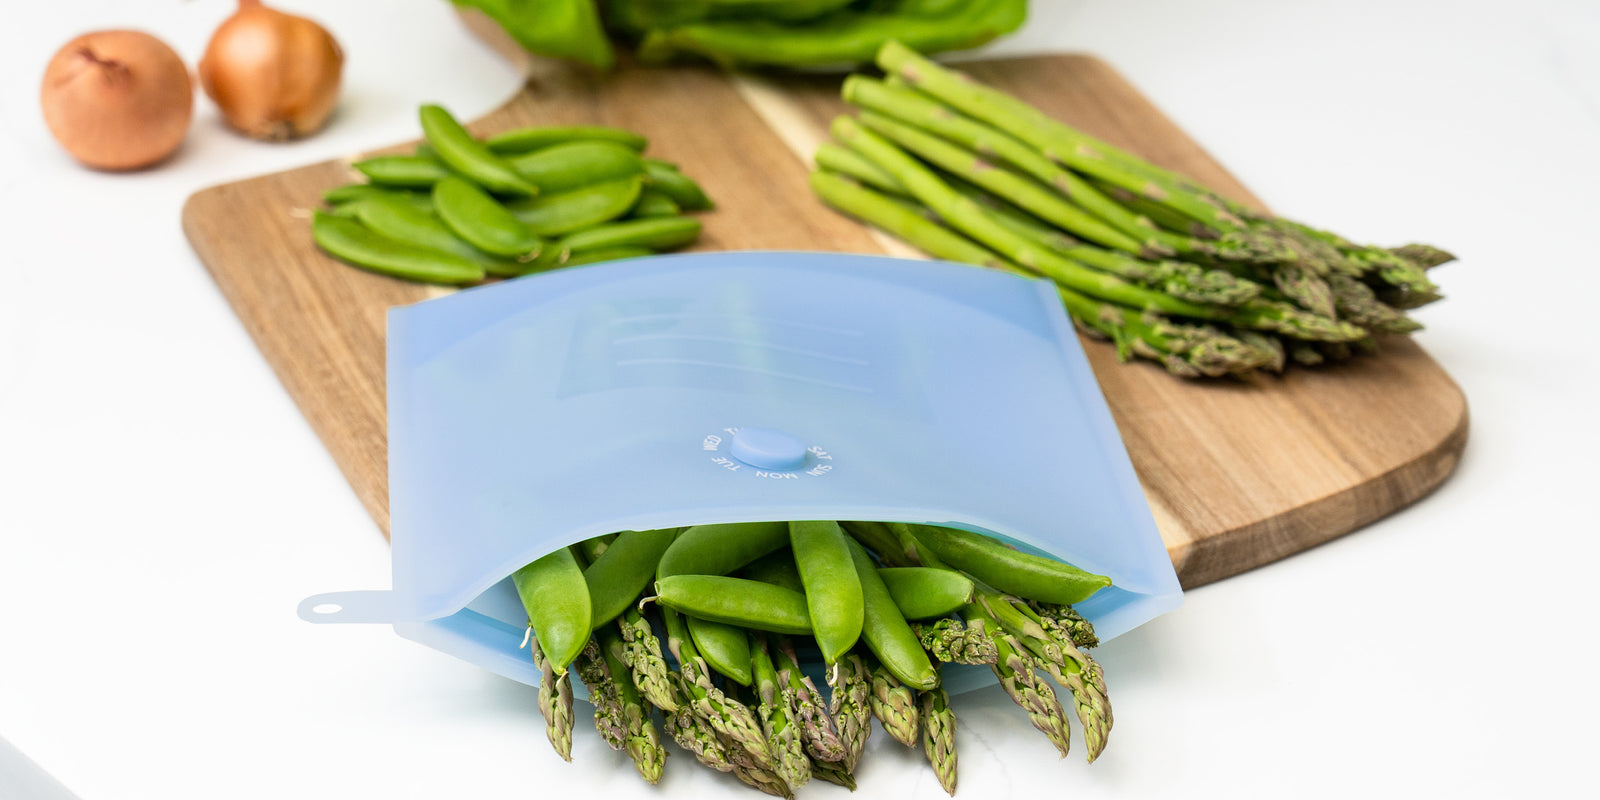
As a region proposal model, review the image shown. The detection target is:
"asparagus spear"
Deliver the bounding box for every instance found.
[811,169,1270,377]
[913,618,999,665]
[831,118,1366,344]
[981,594,1113,762]
[867,655,920,747]
[662,608,774,771]
[574,639,627,750]
[1389,243,1457,269]
[846,74,1200,259]
[1327,273,1423,333]
[876,40,1250,234]
[772,637,847,763]
[528,631,575,762]
[856,109,1154,256]
[828,653,874,771]
[972,607,1074,758]
[1031,603,1101,649]
[811,760,858,790]
[921,680,958,796]
[618,606,679,712]
[663,701,737,774]
[752,634,812,790]
[599,624,668,784]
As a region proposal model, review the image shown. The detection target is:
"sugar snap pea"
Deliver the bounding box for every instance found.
[351,194,529,278]
[432,176,545,258]
[847,539,937,690]
[310,211,483,285]
[352,154,453,188]
[739,549,805,593]
[657,521,791,579]
[908,523,1112,605]
[507,141,645,194]
[511,545,592,675]
[419,104,538,197]
[687,617,754,686]
[506,176,643,237]
[581,528,679,628]
[322,183,433,212]
[643,159,714,211]
[789,521,863,665]
[627,189,681,219]
[655,575,811,636]
[878,567,974,620]
[558,216,702,253]
[559,246,654,266]
[487,125,649,154]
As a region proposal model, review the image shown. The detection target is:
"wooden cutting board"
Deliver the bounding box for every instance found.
[181,31,1467,590]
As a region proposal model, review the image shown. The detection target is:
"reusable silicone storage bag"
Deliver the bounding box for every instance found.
[300,251,1181,693]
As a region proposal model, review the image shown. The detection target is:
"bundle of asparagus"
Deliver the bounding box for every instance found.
[519,521,1115,797]
[811,41,1454,378]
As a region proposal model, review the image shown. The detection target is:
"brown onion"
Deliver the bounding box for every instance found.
[199,0,344,141]
[40,30,193,171]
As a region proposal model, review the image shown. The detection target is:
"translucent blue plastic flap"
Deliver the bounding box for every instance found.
[380,251,1179,652]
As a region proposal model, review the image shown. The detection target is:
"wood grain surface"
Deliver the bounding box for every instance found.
[181,46,1466,590]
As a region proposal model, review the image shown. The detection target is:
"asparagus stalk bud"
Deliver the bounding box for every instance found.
[529,632,575,762]
[921,681,958,796]
[868,657,921,747]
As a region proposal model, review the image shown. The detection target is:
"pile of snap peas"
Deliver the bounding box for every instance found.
[511,519,1114,796]
[312,105,713,286]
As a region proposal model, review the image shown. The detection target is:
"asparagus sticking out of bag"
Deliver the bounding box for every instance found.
[574,639,628,750]
[868,655,921,747]
[921,679,959,796]
[618,605,679,711]
[828,653,874,771]
[662,608,774,771]
[599,624,668,784]
[751,634,813,790]
[914,617,1000,665]
[527,631,576,762]
[773,637,848,763]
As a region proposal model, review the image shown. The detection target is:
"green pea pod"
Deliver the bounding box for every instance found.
[507,141,645,194]
[655,575,811,636]
[582,527,679,628]
[559,246,654,266]
[310,211,483,285]
[419,104,538,197]
[877,567,974,620]
[511,545,593,675]
[322,201,364,219]
[789,521,863,664]
[433,176,545,258]
[628,189,681,219]
[657,521,791,579]
[351,194,529,278]
[739,549,804,593]
[643,159,714,211]
[452,0,614,71]
[322,183,433,212]
[686,616,754,686]
[487,125,649,154]
[908,524,1112,605]
[414,142,437,160]
[353,155,453,188]
[847,539,937,690]
[558,216,702,253]
[506,176,644,237]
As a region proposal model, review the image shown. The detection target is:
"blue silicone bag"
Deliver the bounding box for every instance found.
[300,251,1180,694]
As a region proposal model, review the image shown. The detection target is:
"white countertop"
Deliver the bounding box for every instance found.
[2,1,1596,798]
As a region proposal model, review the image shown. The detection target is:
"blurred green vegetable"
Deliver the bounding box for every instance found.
[454,0,1027,70]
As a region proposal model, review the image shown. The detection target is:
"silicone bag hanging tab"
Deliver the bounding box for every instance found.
[303,251,1181,692]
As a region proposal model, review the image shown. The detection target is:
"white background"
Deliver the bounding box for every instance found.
[2,1,1597,798]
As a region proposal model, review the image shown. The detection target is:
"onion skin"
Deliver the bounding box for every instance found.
[40,30,193,171]
[199,0,344,141]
